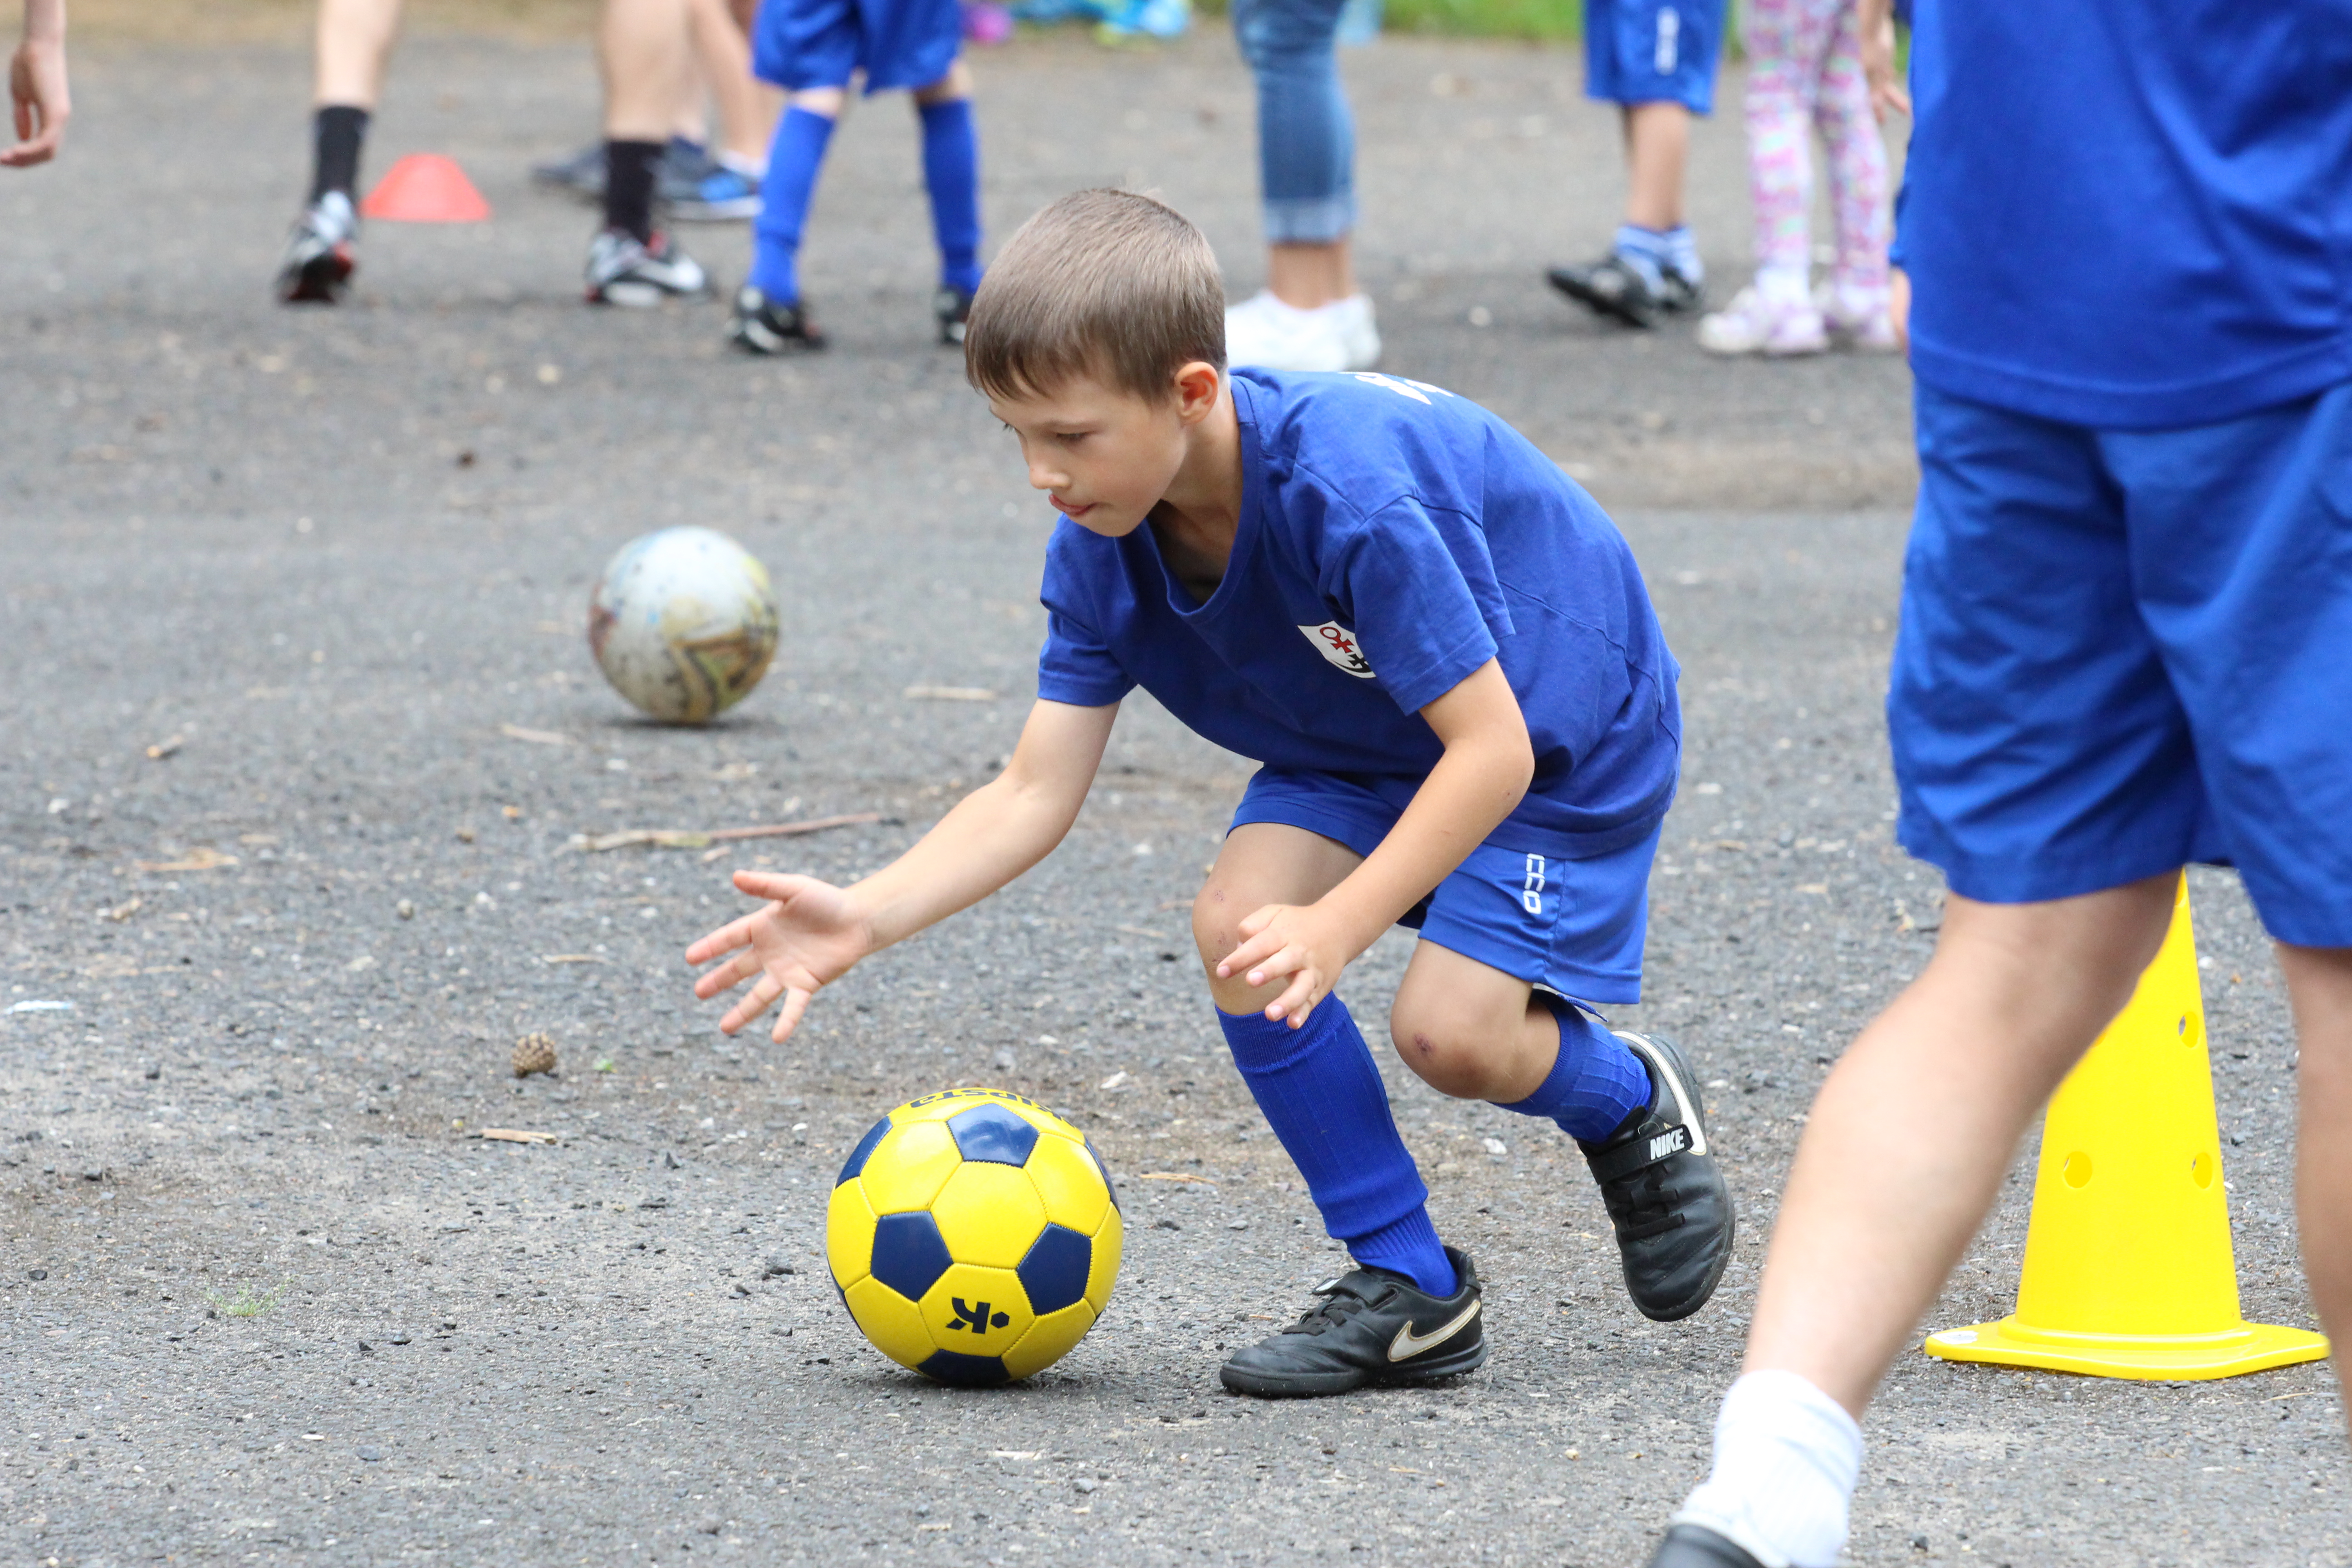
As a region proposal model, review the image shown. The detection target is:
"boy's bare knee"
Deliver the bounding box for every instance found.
[1387,1003,1493,1099]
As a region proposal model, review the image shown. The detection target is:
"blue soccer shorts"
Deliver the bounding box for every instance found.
[1890,377,2352,948]
[1583,0,1725,115]
[752,0,960,93]
[1230,768,1661,1004]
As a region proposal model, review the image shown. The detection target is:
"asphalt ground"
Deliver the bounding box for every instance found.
[2,25,2342,1568]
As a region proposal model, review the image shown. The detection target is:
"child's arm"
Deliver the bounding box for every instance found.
[4,0,69,169]
[686,698,1118,1041]
[1218,658,1534,1024]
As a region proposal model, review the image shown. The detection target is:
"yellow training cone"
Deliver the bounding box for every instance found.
[1924,878,2328,1380]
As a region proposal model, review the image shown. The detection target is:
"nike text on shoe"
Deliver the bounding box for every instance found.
[934,285,975,346]
[729,285,826,353]
[276,192,358,305]
[584,229,710,308]
[1219,1247,1486,1398]
[1646,1523,1774,1568]
[1579,1032,1736,1321]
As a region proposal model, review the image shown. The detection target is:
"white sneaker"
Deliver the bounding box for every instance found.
[1224,291,1380,373]
[1813,280,1899,352]
[1695,284,1828,358]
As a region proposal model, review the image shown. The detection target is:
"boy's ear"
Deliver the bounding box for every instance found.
[1172,360,1223,425]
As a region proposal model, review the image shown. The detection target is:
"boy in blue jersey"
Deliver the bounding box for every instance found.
[1646,2,2352,1564]
[725,0,983,352]
[688,187,1736,1395]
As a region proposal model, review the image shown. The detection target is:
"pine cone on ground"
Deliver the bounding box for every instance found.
[511,1032,559,1078]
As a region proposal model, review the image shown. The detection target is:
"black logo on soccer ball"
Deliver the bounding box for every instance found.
[948,1298,1011,1334]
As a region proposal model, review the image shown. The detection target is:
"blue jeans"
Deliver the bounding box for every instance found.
[1232,0,1355,244]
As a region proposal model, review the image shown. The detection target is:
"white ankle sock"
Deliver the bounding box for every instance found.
[1675,1369,1862,1568]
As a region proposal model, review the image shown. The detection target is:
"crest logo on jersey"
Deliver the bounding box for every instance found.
[1350,372,1453,405]
[1298,622,1376,679]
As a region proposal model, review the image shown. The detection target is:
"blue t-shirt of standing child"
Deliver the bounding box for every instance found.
[1034,368,1681,860]
[1899,0,2352,428]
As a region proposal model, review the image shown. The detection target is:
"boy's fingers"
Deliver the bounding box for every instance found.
[772,988,812,1043]
[722,974,784,1034]
[1264,973,1318,1026]
[1244,943,1305,989]
[684,921,750,966]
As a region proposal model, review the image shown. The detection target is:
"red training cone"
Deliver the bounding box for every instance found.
[360,154,492,223]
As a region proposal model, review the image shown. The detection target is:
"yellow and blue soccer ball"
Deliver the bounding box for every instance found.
[825,1088,1122,1387]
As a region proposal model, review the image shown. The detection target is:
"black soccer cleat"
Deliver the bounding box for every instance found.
[276,192,358,305]
[730,284,827,353]
[1646,1523,1770,1568]
[933,284,975,346]
[1546,252,1702,329]
[1219,1246,1487,1398]
[1579,1031,1735,1321]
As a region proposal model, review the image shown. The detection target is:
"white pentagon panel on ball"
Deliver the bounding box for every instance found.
[587,526,779,724]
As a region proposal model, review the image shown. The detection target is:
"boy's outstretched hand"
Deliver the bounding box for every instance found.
[686,871,874,1042]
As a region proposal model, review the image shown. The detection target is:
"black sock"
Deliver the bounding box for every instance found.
[311,105,371,203]
[603,139,664,245]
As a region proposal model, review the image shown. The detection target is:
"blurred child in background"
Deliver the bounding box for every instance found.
[1695,0,1893,356]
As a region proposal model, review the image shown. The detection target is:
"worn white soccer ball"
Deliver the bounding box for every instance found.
[587,527,779,724]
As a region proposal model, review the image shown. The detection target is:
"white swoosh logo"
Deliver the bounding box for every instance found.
[1388,1300,1480,1361]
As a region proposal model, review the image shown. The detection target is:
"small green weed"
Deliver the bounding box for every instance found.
[205,1280,289,1318]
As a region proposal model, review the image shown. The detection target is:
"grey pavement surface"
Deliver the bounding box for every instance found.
[3,27,2342,1568]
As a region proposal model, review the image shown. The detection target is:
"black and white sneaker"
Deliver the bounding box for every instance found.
[276,192,358,305]
[1545,252,1702,329]
[1219,1247,1486,1398]
[1646,1522,1770,1568]
[933,284,975,346]
[584,228,709,308]
[1578,1032,1735,1321]
[729,284,826,353]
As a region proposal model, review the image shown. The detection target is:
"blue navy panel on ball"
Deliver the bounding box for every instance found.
[917,1349,1011,1388]
[946,1103,1040,1166]
[837,1115,893,1186]
[1017,1223,1093,1317]
[869,1210,954,1301]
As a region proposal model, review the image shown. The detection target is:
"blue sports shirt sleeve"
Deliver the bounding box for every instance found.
[1325,495,1505,716]
[1036,573,1135,709]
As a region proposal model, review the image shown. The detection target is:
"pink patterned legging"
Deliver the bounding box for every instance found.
[1743,0,1890,294]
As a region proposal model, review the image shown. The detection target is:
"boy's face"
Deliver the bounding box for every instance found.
[989,364,1217,539]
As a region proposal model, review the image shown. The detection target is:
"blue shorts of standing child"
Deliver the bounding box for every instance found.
[689,188,1739,1398]
[728,0,986,352]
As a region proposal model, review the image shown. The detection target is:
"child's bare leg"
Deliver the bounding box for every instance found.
[1386,941,1557,1102]
[1743,873,2177,1410]
[2281,942,2352,1416]
[1663,875,2178,1566]
[1622,101,1690,230]
[686,0,778,165]
[602,0,693,143]
[1193,823,1360,1013]
[314,0,402,109]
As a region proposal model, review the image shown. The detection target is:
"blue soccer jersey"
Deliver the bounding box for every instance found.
[1035,369,1681,859]
[1900,0,2352,428]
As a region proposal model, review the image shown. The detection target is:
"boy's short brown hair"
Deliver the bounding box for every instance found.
[965,189,1225,402]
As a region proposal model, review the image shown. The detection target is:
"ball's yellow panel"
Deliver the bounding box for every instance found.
[857,1119,962,1215]
[916,1263,1034,1359]
[928,1161,1048,1269]
[825,1178,878,1287]
[889,1087,1083,1140]
[843,1274,936,1371]
[1024,1132,1111,1235]
[1083,1201,1124,1314]
[1002,1300,1098,1381]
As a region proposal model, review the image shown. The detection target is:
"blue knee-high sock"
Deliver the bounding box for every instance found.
[1495,1001,1653,1141]
[1219,999,1455,1297]
[917,98,983,295]
[750,107,836,303]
